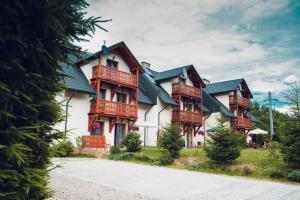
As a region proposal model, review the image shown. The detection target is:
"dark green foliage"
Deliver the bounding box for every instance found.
[234,134,247,148]
[281,129,300,168]
[179,138,185,148]
[266,168,285,179]
[251,103,297,140]
[0,1,107,199]
[51,140,74,157]
[108,152,135,161]
[110,146,121,155]
[287,170,300,182]
[255,134,269,146]
[152,150,174,166]
[158,123,183,158]
[205,128,242,164]
[123,132,142,152]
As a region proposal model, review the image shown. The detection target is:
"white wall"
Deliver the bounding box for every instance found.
[55,90,91,143]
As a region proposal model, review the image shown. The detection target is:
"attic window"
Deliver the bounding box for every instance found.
[106,59,118,68]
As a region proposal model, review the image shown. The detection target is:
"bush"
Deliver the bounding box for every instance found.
[204,127,242,164]
[234,134,247,148]
[52,140,74,157]
[287,170,300,182]
[108,152,135,161]
[267,141,281,160]
[153,150,174,166]
[266,168,285,179]
[75,136,86,152]
[110,146,121,154]
[256,134,270,146]
[123,132,142,152]
[281,129,300,168]
[159,123,183,158]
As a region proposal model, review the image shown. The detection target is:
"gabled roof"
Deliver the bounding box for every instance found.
[202,90,235,118]
[244,111,261,123]
[61,64,95,95]
[151,65,205,87]
[138,88,154,105]
[204,78,253,98]
[139,68,178,106]
[60,54,95,95]
[76,41,143,73]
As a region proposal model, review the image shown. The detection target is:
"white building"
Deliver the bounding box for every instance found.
[57,42,258,148]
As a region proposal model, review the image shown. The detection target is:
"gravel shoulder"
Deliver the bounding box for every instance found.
[48,171,155,200]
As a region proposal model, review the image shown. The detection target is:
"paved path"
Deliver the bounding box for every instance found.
[52,158,300,200]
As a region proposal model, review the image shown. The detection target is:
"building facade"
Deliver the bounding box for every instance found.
[57,42,258,148]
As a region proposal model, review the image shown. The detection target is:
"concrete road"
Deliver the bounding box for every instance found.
[52,158,300,200]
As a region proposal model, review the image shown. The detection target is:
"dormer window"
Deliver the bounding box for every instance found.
[106,59,118,68]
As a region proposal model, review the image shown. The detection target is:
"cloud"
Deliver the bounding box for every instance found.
[78,0,299,114]
[283,75,298,84]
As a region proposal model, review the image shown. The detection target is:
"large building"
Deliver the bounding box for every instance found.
[56,42,258,148]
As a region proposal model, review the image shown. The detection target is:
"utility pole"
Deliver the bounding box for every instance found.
[268,91,274,138]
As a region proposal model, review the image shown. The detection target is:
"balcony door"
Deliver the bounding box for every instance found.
[114,123,125,147]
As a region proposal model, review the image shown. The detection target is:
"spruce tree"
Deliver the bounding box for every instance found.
[0,1,108,199]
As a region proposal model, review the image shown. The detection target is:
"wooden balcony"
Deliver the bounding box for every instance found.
[229,95,251,108]
[90,100,137,119]
[92,65,137,88]
[172,83,202,99]
[236,118,252,129]
[172,110,202,125]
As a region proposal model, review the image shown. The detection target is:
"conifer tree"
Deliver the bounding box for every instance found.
[0,1,108,199]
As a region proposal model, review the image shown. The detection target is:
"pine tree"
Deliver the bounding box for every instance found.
[0,1,108,199]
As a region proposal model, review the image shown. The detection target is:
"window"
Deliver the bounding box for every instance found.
[91,121,104,136]
[106,59,118,68]
[100,89,106,100]
[117,92,127,103]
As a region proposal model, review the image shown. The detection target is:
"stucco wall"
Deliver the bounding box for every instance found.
[55,90,91,143]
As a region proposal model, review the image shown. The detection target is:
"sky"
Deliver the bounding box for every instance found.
[77,0,300,113]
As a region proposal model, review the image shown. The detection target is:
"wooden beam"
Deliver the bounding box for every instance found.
[109,118,117,133]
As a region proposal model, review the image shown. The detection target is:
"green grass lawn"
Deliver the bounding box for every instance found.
[132,147,292,182]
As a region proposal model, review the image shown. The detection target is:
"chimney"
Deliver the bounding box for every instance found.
[141,61,150,69]
[203,78,210,85]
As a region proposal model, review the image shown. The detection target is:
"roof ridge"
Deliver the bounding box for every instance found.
[209,78,244,85]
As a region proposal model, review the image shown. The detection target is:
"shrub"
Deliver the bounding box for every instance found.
[110,146,121,155]
[75,136,86,152]
[287,170,300,182]
[153,150,174,166]
[242,167,253,176]
[281,129,300,168]
[234,134,247,148]
[204,127,242,164]
[266,168,285,179]
[123,132,142,152]
[51,140,74,157]
[256,134,270,146]
[108,152,135,161]
[267,141,281,160]
[159,123,183,158]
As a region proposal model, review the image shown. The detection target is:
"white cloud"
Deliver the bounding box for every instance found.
[283,75,298,84]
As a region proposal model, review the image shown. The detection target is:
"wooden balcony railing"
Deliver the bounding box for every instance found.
[172,83,202,99]
[229,95,251,108]
[82,135,106,148]
[172,110,202,124]
[236,118,252,129]
[90,100,137,119]
[92,65,137,87]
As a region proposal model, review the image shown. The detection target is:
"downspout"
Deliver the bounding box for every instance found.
[157,106,168,145]
[202,113,211,146]
[144,105,153,146]
[65,91,76,138]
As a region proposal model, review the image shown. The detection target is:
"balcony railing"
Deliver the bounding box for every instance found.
[92,65,137,87]
[236,118,252,129]
[172,110,202,124]
[90,100,137,119]
[229,95,251,108]
[172,83,202,99]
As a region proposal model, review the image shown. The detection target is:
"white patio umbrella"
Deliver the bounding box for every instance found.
[248,128,268,135]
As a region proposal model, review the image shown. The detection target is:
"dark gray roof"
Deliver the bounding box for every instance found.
[138,68,178,106]
[153,66,187,81]
[203,90,235,118]
[60,54,95,95]
[205,78,253,98]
